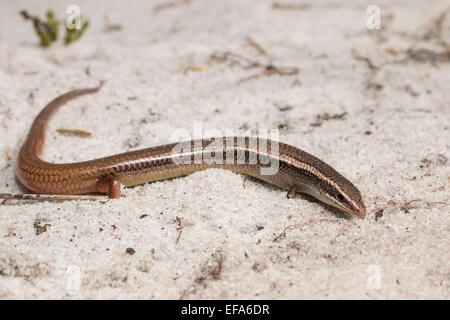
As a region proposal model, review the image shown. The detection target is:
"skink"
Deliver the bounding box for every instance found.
[16,83,366,216]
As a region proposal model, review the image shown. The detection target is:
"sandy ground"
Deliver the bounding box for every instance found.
[0,0,449,299]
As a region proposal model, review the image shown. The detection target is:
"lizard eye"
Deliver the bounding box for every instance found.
[337,194,345,202]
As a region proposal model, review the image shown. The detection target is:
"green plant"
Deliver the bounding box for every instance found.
[64,19,89,45]
[20,10,59,47]
[20,9,89,47]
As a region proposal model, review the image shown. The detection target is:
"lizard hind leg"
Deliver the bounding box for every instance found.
[96,178,121,198]
[287,185,298,199]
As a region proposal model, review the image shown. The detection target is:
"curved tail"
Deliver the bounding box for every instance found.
[21,81,104,157]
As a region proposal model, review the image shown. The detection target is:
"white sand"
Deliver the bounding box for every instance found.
[0,0,449,299]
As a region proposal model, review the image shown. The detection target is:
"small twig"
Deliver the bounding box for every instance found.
[236,73,262,85]
[405,48,450,63]
[422,7,450,42]
[154,0,192,12]
[105,24,122,32]
[352,51,379,71]
[264,65,298,76]
[400,199,422,211]
[20,10,52,36]
[210,51,261,69]
[273,219,339,242]
[56,128,92,137]
[210,252,224,280]
[246,36,267,55]
[426,201,447,207]
[273,224,302,242]
[211,50,298,84]
[310,112,347,127]
[185,65,209,72]
[272,2,311,10]
[104,17,123,32]
[0,193,106,204]
[237,64,298,85]
[175,216,183,244]
[24,71,38,76]
[370,198,448,217]
[385,47,397,56]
